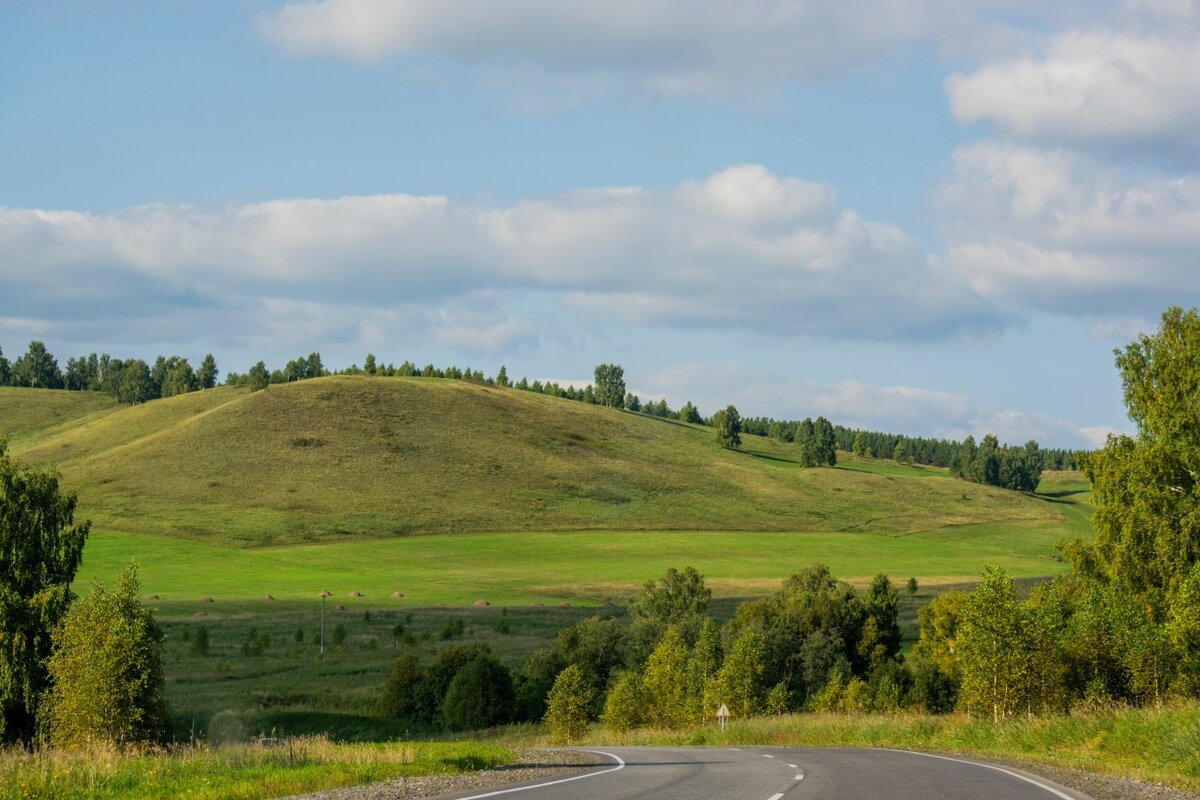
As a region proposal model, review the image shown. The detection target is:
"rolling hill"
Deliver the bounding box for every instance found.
[4,377,1066,546]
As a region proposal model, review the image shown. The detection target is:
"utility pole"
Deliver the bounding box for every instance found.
[319,590,331,654]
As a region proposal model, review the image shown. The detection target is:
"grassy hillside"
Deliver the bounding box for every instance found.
[0,386,118,450]
[6,376,1063,546]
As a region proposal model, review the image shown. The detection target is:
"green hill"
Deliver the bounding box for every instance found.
[5,377,1063,546]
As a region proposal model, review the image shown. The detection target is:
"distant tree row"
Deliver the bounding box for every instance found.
[949,435,1044,492]
[0,341,217,404]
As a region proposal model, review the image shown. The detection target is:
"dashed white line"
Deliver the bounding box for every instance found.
[762,754,775,758]
[787,763,798,769]
[767,794,786,800]
[795,774,804,780]
[450,751,626,799]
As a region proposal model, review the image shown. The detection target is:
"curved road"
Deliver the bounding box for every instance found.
[434,746,1092,800]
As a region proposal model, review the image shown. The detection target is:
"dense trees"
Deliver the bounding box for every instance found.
[42,564,167,747]
[0,443,89,743]
[950,435,1044,492]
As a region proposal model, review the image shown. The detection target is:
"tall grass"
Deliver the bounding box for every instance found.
[0,737,515,800]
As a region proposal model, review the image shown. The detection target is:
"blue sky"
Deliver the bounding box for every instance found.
[3,0,1199,448]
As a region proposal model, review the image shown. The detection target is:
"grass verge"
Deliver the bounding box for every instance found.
[567,703,1200,792]
[0,738,515,800]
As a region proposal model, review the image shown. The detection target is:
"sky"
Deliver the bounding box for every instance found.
[3,0,1200,449]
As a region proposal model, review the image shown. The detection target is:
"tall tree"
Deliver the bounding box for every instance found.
[641,627,690,729]
[197,354,219,389]
[544,665,593,745]
[957,566,1027,721]
[679,401,702,424]
[814,416,837,466]
[12,341,63,389]
[713,405,742,449]
[43,564,167,747]
[248,361,269,392]
[593,363,626,408]
[496,365,510,388]
[1078,306,1200,616]
[0,346,10,385]
[0,443,89,742]
[161,359,196,397]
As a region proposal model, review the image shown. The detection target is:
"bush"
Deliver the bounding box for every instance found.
[42,564,167,747]
[189,626,210,657]
[442,655,513,731]
[545,665,593,745]
[380,652,423,719]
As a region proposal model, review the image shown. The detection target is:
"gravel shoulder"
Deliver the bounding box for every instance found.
[971,755,1199,800]
[276,748,597,800]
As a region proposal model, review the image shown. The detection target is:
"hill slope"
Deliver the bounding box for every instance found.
[6,377,1063,545]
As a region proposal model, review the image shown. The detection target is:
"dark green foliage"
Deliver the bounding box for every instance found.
[679,401,702,424]
[513,646,566,723]
[198,354,219,389]
[332,623,347,647]
[380,652,424,719]
[0,346,9,385]
[240,628,270,657]
[43,564,167,747]
[189,626,210,657]
[557,617,628,714]
[440,617,465,640]
[441,654,513,731]
[0,443,89,743]
[629,566,711,657]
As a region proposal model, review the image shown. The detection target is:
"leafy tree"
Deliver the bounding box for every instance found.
[0,443,89,743]
[306,352,324,379]
[248,361,269,392]
[1167,563,1200,697]
[442,654,513,730]
[198,354,218,389]
[973,434,1001,485]
[42,564,166,747]
[859,574,901,670]
[1077,307,1200,616]
[712,405,741,449]
[957,566,1027,721]
[685,618,722,723]
[0,346,9,385]
[641,627,689,729]
[496,365,510,388]
[629,566,711,653]
[12,341,63,389]
[513,646,565,722]
[557,616,627,714]
[381,657,429,719]
[363,353,377,375]
[679,401,702,424]
[544,665,593,745]
[161,359,196,397]
[593,364,625,408]
[914,591,966,679]
[624,392,641,412]
[706,629,765,719]
[601,670,643,733]
[892,440,912,465]
[851,431,866,457]
[765,681,791,714]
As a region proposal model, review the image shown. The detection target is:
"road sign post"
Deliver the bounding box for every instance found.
[716,703,731,733]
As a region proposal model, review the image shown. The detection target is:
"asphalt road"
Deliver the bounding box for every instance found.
[434,746,1093,800]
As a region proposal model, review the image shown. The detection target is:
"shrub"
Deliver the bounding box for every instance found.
[380,653,423,719]
[42,564,167,747]
[442,655,513,731]
[545,665,592,745]
[189,626,210,657]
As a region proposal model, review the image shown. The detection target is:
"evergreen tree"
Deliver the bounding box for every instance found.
[852,431,866,457]
[679,401,702,424]
[43,564,167,747]
[364,353,377,375]
[0,346,9,385]
[0,444,89,742]
[814,416,837,466]
[496,365,510,388]
[198,354,219,389]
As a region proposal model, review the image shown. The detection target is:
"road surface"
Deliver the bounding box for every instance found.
[434,746,1091,800]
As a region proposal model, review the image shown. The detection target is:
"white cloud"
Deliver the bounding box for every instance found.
[0,165,992,343]
[637,361,1106,448]
[258,0,1039,92]
[946,4,1200,153]
[936,142,1200,317]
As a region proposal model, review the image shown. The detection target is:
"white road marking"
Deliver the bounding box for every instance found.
[767,794,786,800]
[762,754,775,758]
[787,763,798,769]
[795,774,804,780]
[450,751,626,799]
[879,749,1078,800]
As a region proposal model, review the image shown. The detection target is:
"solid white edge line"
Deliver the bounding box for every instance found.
[449,751,626,800]
[878,749,1077,800]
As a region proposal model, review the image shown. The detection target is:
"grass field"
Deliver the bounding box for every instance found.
[5,377,1062,544]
